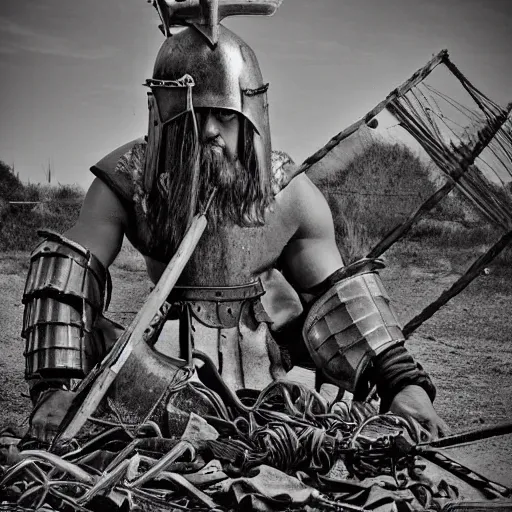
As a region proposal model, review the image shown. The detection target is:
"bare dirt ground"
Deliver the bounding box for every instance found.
[1,240,511,490]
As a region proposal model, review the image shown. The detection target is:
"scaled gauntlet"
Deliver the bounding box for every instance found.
[302,259,435,404]
[22,231,110,385]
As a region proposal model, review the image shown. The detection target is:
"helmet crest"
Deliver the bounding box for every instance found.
[143,1,282,202]
[150,0,282,45]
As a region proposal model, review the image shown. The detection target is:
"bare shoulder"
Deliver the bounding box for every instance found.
[278,173,335,239]
[277,174,343,289]
[81,177,128,223]
[64,178,128,266]
[281,172,322,201]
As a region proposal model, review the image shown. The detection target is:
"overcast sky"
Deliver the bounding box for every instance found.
[0,0,510,189]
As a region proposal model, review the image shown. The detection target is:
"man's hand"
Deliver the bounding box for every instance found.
[389,384,450,439]
[28,389,76,444]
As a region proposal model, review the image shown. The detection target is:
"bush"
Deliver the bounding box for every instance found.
[0,205,82,251]
[0,161,24,201]
[315,141,436,262]
[21,183,84,203]
[409,218,498,248]
[23,183,42,202]
[0,178,84,251]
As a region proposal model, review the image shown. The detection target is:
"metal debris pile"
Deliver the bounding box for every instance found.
[0,380,508,511]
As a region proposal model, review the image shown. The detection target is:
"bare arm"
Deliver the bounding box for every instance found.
[280,174,343,291]
[25,178,129,443]
[65,177,127,267]
[279,175,448,436]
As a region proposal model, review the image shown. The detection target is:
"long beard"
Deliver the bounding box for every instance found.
[198,142,263,228]
[146,127,273,259]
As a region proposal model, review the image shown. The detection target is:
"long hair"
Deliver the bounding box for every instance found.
[145,112,198,258]
[198,116,273,228]
[145,112,273,258]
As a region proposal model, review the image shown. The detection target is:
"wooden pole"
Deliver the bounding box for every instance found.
[403,229,512,338]
[293,49,448,178]
[54,212,208,442]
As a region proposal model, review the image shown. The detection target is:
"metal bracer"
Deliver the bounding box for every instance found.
[22,230,110,381]
[302,259,404,393]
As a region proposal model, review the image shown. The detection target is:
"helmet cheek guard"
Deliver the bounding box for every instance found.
[143,76,196,193]
[143,25,272,194]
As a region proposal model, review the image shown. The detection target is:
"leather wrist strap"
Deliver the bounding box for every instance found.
[374,344,436,412]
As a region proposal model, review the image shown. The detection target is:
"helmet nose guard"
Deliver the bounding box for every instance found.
[144,24,271,194]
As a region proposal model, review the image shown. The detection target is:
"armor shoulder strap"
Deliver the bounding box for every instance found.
[90,137,147,210]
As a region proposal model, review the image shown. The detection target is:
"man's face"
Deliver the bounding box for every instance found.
[150,106,269,249]
[196,108,240,163]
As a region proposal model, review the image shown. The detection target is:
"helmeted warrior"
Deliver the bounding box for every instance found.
[22,0,448,443]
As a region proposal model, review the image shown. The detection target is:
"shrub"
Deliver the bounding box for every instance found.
[0,205,82,251]
[20,183,84,203]
[0,179,84,251]
[0,161,24,201]
[46,183,84,202]
[23,183,42,202]
[408,218,498,247]
[315,140,437,260]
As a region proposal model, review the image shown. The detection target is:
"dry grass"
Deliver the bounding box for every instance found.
[311,139,512,266]
[492,242,512,267]
[0,239,148,274]
[0,251,31,275]
[314,141,436,263]
[112,238,147,272]
[408,218,497,246]
[0,205,81,251]
[0,182,84,251]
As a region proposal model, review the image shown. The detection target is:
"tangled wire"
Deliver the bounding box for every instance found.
[0,379,446,512]
[200,379,432,481]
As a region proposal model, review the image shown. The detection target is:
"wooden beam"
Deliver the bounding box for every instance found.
[294,49,448,177]
[54,212,208,442]
[403,229,512,338]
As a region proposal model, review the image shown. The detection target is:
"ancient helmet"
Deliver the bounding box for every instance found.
[143,0,280,193]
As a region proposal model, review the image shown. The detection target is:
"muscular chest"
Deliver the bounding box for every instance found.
[145,208,295,286]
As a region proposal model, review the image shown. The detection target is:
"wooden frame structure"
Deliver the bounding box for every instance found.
[297,49,512,338]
